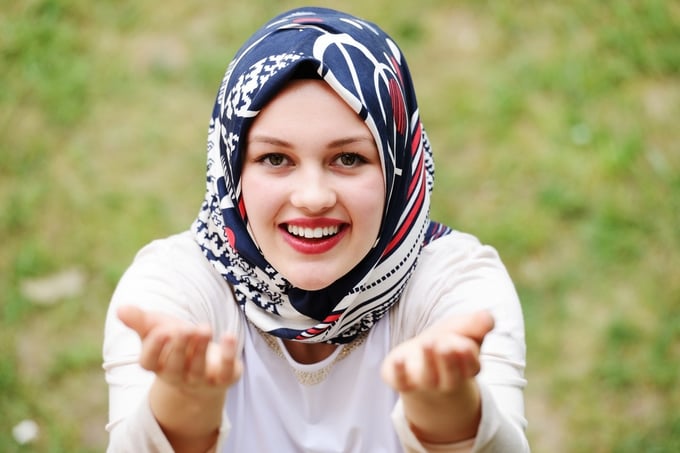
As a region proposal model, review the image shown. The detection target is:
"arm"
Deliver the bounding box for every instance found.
[103,233,244,452]
[382,312,494,443]
[385,232,529,452]
[117,306,241,453]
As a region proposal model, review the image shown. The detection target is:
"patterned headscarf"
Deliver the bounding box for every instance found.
[192,7,451,344]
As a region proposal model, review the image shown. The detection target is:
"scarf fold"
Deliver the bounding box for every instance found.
[192,7,451,344]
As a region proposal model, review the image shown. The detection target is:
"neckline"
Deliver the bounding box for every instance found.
[276,337,344,369]
[255,327,369,385]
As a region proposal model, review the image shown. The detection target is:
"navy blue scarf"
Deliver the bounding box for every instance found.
[192,7,451,343]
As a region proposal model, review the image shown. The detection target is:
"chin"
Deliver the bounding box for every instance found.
[286,273,337,291]
[280,264,352,291]
[290,280,331,291]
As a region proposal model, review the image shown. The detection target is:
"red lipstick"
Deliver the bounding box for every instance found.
[280,219,347,254]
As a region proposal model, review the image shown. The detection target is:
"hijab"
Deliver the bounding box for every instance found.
[191,7,451,344]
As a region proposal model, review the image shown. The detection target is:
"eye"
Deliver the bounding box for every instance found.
[258,153,288,167]
[335,153,366,167]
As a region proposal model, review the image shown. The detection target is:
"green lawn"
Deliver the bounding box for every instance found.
[1,0,678,451]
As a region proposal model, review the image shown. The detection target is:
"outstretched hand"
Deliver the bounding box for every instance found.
[117,305,242,397]
[381,310,494,394]
[381,310,495,443]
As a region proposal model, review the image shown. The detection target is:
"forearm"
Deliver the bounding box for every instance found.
[149,378,227,453]
[401,378,481,444]
[393,381,529,453]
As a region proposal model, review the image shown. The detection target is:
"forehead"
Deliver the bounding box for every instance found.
[257,79,353,115]
[248,79,373,140]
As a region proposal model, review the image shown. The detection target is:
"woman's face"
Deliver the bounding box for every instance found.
[241,79,385,291]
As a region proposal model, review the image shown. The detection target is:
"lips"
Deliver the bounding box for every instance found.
[281,221,346,254]
[286,224,340,239]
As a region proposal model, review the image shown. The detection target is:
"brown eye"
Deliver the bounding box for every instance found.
[264,154,286,166]
[338,153,363,167]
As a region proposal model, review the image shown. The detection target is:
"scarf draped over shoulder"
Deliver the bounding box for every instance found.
[192,7,451,344]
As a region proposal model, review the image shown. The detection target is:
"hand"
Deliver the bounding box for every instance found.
[382,310,493,394]
[117,305,242,397]
[117,305,242,452]
[381,310,494,443]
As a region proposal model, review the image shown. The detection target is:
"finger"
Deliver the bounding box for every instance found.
[391,356,413,392]
[159,327,193,375]
[138,329,170,371]
[207,333,240,386]
[421,340,440,388]
[458,347,482,378]
[465,311,495,345]
[185,328,211,382]
[434,341,462,391]
[117,305,153,337]
[435,336,480,390]
[221,334,243,382]
[118,305,190,340]
[440,311,495,346]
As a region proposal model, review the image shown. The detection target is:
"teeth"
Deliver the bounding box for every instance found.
[287,224,339,238]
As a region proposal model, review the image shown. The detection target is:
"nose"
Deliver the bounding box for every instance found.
[290,168,336,213]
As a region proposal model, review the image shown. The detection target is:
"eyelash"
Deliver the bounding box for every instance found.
[255,152,368,168]
[335,153,368,167]
[258,153,287,167]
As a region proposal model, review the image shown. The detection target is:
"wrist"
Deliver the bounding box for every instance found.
[149,378,227,446]
[402,378,481,444]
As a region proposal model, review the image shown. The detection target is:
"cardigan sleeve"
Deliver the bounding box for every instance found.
[389,232,530,452]
[105,389,231,453]
[102,231,242,452]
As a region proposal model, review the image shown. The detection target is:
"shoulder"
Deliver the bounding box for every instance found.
[416,230,507,282]
[125,231,222,289]
[133,230,208,264]
[391,231,522,340]
[109,231,241,333]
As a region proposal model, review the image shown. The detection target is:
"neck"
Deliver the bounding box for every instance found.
[282,339,338,364]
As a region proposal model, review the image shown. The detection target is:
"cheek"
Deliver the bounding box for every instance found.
[241,174,276,227]
[351,175,385,228]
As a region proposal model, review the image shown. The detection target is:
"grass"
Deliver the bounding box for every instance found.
[1,0,678,451]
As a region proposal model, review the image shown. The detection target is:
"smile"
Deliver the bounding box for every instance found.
[286,224,340,239]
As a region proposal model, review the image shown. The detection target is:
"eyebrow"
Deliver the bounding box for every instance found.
[248,135,375,148]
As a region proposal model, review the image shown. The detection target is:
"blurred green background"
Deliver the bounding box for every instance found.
[1,0,678,451]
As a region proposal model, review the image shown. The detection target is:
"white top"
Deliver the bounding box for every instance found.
[103,230,529,452]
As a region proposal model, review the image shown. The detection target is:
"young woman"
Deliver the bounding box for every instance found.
[103,7,529,452]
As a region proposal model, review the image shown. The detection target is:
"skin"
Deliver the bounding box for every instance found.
[117,305,241,453]
[381,311,495,443]
[117,79,493,451]
[241,79,385,292]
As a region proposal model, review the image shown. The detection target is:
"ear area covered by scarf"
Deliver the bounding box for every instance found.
[191,7,451,344]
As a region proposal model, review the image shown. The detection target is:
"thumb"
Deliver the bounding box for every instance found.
[446,311,495,346]
[117,305,154,338]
